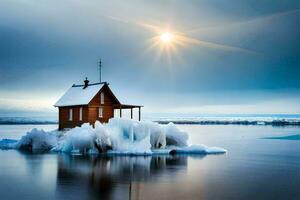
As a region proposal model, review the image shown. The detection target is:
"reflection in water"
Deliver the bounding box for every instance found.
[55,154,205,200]
[3,125,300,200]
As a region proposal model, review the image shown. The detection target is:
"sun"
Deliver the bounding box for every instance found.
[159,32,174,43]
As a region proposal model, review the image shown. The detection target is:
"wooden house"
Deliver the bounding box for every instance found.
[54,78,142,130]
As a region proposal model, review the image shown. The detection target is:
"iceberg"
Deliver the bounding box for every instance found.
[0,118,227,155]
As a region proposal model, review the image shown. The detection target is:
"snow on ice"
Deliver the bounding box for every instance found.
[0,118,226,155]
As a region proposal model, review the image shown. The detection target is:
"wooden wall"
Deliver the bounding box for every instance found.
[58,106,89,130]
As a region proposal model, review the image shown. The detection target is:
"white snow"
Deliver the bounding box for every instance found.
[0,118,227,155]
[54,83,104,107]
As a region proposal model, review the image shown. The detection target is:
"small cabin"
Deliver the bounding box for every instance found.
[54,78,142,130]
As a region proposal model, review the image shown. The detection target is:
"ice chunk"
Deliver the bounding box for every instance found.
[205,146,227,154]
[94,121,112,152]
[106,118,152,154]
[52,122,113,154]
[165,123,188,147]
[53,123,97,153]
[16,128,57,151]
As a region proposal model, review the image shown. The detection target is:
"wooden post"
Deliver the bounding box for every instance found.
[138,107,141,121]
[130,108,133,119]
[119,105,122,118]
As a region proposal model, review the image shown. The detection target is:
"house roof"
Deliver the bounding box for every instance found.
[54,82,106,107]
[54,81,142,108]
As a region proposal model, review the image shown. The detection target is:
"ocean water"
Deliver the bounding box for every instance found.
[0,124,300,200]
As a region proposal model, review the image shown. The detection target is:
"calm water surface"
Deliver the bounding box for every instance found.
[0,125,300,200]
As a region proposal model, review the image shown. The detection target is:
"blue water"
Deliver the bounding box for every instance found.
[0,124,300,199]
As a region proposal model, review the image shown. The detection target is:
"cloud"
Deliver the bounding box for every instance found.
[0,0,299,114]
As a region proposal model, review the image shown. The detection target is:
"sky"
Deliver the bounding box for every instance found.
[0,0,300,117]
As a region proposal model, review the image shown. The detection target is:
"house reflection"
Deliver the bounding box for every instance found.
[55,154,205,200]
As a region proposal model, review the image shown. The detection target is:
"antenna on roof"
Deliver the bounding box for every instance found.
[98,58,102,83]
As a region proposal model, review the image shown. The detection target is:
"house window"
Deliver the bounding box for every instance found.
[99,107,103,118]
[69,108,73,121]
[100,92,104,104]
[79,107,83,121]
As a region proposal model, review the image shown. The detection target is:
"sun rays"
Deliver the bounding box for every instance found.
[101,14,258,67]
[146,30,186,67]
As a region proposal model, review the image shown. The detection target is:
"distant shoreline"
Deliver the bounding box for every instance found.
[156,120,300,126]
[0,117,57,125]
[0,117,299,126]
[0,121,58,125]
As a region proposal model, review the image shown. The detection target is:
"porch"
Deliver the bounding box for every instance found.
[113,104,143,121]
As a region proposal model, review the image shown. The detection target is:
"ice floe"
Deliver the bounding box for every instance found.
[0,118,226,155]
[262,134,300,140]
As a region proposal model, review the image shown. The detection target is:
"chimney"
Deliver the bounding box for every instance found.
[83,77,89,89]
